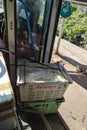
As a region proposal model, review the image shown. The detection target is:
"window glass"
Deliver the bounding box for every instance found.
[16,0,46,61]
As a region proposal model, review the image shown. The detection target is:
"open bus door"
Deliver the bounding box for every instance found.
[2,0,62,89]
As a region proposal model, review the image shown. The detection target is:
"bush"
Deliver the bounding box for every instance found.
[57,4,87,48]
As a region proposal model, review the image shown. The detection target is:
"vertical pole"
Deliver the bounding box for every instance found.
[6,0,16,90]
[55,18,65,54]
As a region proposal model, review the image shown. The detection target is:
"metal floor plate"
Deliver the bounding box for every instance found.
[17,109,69,130]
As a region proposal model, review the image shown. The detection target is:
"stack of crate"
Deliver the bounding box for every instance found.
[0,52,18,130]
[17,60,72,114]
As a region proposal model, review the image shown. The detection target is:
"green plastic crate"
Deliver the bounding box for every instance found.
[28,98,64,114]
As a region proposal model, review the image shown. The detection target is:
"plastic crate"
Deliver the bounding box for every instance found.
[26,98,65,114]
[17,60,72,102]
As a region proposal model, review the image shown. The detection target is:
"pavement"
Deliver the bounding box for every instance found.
[57,37,87,67]
[51,37,87,130]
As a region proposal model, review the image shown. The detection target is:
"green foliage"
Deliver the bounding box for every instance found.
[72,4,77,11]
[57,4,87,47]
